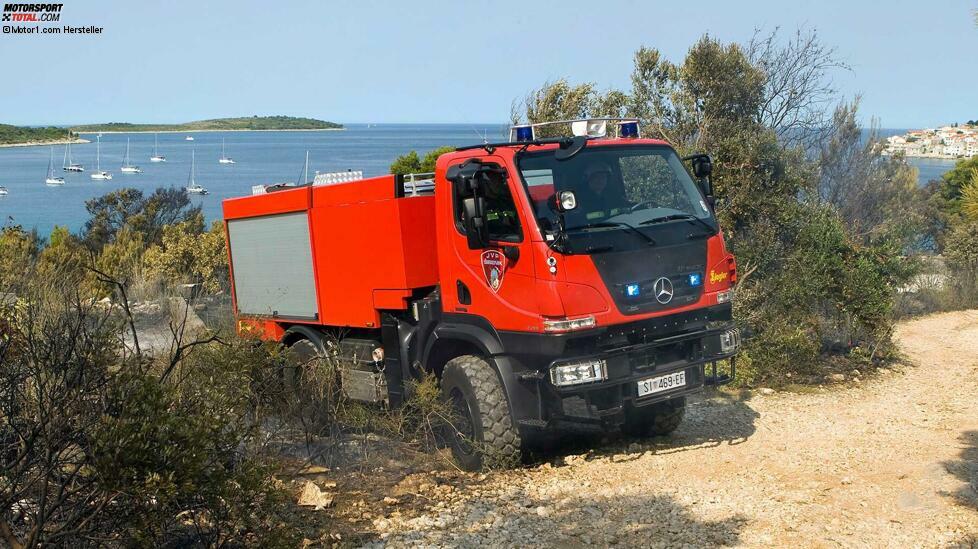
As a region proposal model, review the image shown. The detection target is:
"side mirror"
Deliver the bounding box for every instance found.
[691,155,712,179]
[683,153,714,198]
[462,196,490,249]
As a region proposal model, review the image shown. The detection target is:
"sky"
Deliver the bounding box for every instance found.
[1,0,976,128]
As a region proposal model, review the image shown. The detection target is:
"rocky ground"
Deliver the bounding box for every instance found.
[312,310,978,548]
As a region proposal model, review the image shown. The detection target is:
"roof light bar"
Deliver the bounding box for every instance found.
[509,117,641,142]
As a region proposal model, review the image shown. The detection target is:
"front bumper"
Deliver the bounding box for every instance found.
[544,327,737,427]
[497,304,738,430]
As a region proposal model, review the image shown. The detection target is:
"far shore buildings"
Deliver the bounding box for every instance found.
[884,124,978,158]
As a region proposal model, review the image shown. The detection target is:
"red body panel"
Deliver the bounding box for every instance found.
[434,139,736,333]
[224,176,438,334]
[223,137,735,342]
[308,176,437,327]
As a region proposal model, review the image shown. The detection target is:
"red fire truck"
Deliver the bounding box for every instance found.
[222,118,740,470]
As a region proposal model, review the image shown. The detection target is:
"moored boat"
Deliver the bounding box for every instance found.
[45,147,66,185]
[90,135,112,180]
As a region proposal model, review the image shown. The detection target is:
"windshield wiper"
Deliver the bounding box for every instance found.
[565,221,656,246]
[639,213,717,235]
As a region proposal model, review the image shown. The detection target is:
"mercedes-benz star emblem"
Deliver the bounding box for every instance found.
[653,277,674,304]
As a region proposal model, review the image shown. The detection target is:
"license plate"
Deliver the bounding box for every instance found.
[637,370,686,397]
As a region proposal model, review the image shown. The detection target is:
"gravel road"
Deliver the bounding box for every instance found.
[369,310,978,547]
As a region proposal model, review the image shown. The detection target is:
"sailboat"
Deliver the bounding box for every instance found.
[45,147,65,185]
[62,134,84,172]
[150,133,166,162]
[120,138,142,173]
[218,138,235,164]
[185,149,208,195]
[296,150,310,185]
[185,135,194,141]
[90,135,112,180]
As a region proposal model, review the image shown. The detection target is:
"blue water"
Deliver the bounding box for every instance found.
[0,124,508,236]
[0,125,958,236]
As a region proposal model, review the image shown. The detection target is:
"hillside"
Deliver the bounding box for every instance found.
[70,116,343,133]
[0,124,74,145]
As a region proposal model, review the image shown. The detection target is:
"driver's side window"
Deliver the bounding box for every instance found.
[452,166,523,243]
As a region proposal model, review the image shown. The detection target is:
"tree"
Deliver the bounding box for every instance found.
[82,187,200,251]
[511,29,914,381]
[961,168,978,221]
[746,28,850,148]
[944,219,978,305]
[941,160,978,216]
[143,216,228,294]
[389,145,455,174]
[0,226,40,288]
[818,99,927,246]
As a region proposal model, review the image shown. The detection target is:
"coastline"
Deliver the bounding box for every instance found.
[883,152,970,161]
[0,138,91,149]
[72,128,346,135]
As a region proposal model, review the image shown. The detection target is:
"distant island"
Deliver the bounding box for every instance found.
[884,122,977,159]
[0,124,85,147]
[70,116,343,133]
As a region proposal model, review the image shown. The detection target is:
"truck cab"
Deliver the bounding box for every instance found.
[222,118,740,470]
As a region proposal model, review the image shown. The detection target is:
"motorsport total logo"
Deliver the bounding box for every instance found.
[3,3,104,35]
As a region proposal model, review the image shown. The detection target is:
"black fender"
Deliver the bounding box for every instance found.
[283,325,326,354]
[422,314,540,424]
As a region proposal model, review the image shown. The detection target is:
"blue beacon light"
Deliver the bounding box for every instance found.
[514,125,534,142]
[688,273,702,287]
[619,121,640,138]
[625,283,641,297]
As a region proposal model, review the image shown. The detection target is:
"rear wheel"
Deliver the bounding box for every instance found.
[283,337,335,425]
[441,355,521,471]
[623,396,686,438]
[284,339,320,391]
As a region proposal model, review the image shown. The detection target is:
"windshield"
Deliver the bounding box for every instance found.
[518,145,715,249]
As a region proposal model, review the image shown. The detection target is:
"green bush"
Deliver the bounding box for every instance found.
[943,219,978,307]
[389,146,455,175]
[143,215,228,294]
[0,263,301,546]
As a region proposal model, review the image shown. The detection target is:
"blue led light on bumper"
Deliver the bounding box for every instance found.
[688,273,702,287]
[625,283,641,297]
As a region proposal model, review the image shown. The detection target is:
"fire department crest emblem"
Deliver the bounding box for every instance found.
[480,249,507,292]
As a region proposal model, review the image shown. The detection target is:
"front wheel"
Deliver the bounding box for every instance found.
[441,355,522,471]
[623,396,686,438]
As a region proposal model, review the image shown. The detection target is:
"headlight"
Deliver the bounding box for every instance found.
[550,359,607,387]
[716,289,733,304]
[543,315,596,333]
[719,328,741,354]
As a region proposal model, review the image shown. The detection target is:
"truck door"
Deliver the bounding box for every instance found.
[442,156,540,332]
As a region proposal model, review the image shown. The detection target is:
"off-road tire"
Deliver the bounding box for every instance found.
[284,339,319,391]
[441,355,521,471]
[284,338,335,425]
[624,396,686,438]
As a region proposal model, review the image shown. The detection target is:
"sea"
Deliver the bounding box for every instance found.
[0,125,958,236]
